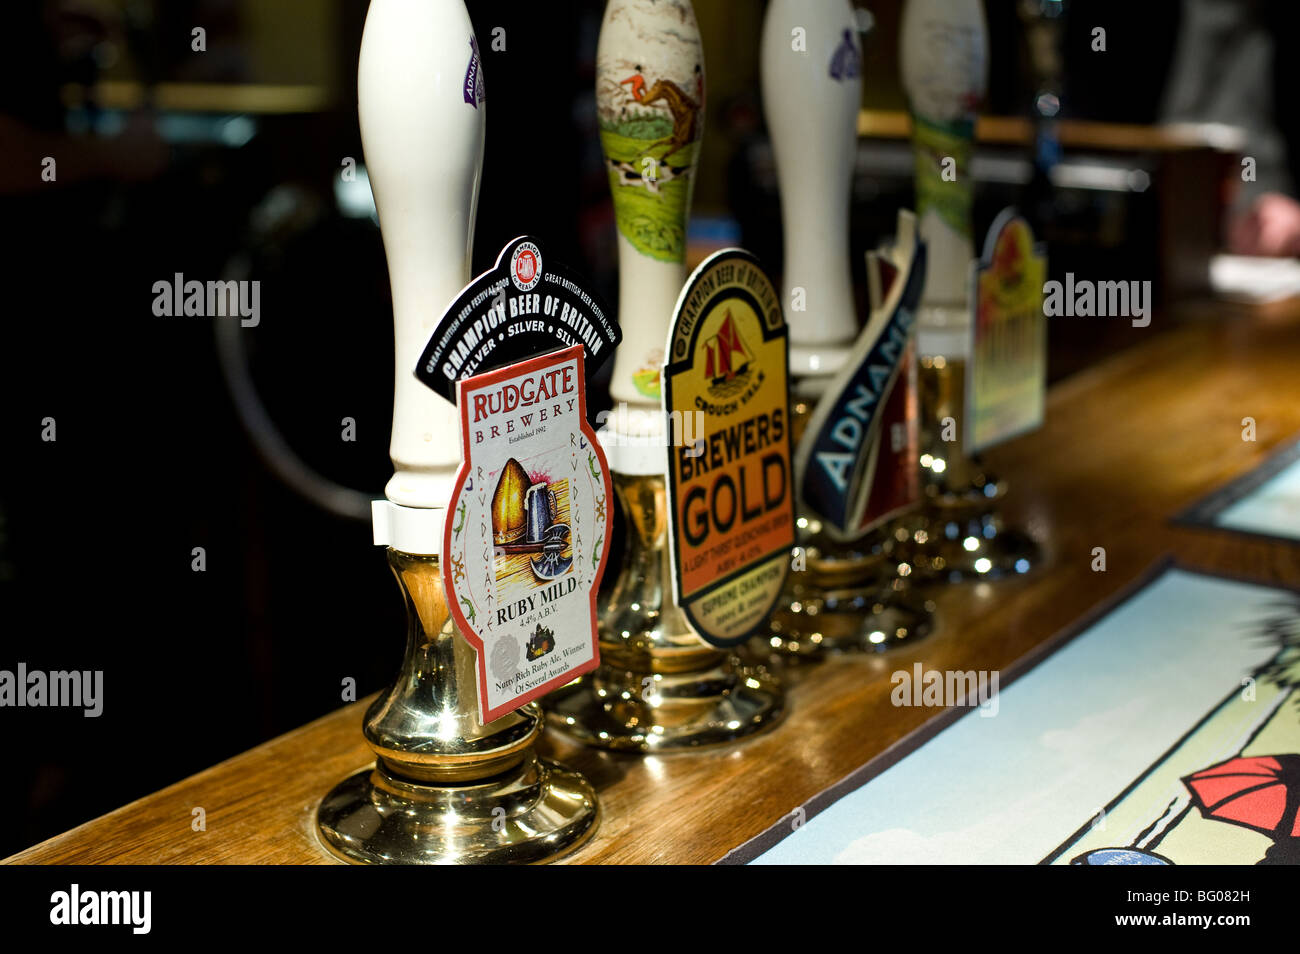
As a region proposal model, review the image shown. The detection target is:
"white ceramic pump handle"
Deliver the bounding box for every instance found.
[900,0,988,317]
[760,0,862,375]
[359,0,485,510]
[596,0,705,424]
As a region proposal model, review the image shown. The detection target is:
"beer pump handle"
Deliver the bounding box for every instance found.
[760,0,862,376]
[359,0,485,514]
[596,0,705,414]
[900,0,988,319]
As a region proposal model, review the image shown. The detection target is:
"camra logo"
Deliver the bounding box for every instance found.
[50,884,151,934]
[510,241,541,292]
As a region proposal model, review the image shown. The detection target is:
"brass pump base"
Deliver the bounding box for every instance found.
[905,354,1042,583]
[547,471,783,752]
[316,548,598,864]
[317,751,597,865]
[547,653,783,751]
[754,396,935,660]
[767,579,935,656]
[893,468,1041,583]
[898,505,1041,583]
[764,531,935,657]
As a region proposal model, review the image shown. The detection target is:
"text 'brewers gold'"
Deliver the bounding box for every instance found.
[664,250,795,646]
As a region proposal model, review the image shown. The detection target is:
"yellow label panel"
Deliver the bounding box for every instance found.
[968,211,1047,453]
[664,250,794,647]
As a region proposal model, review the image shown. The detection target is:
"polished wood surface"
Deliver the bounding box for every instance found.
[8,306,1300,865]
[59,81,333,114]
[858,109,1243,153]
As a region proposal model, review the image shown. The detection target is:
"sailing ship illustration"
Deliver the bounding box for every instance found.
[704,311,753,387]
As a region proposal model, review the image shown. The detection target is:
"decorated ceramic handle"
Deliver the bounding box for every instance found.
[900,0,987,315]
[359,0,485,508]
[596,0,705,413]
[760,0,861,372]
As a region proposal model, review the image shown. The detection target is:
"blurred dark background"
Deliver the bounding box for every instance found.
[0,0,1295,856]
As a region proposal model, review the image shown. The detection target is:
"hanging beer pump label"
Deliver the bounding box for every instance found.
[416,235,621,405]
[794,211,925,540]
[663,249,795,647]
[966,208,1047,454]
[441,345,613,723]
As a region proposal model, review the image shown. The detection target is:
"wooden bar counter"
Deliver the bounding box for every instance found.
[8,304,1300,865]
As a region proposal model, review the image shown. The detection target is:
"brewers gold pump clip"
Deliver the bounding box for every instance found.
[545,0,785,751]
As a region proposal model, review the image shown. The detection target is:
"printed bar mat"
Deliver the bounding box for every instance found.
[1178,437,1300,545]
[723,565,1300,865]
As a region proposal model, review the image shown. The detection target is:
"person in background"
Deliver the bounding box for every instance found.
[1161,0,1300,258]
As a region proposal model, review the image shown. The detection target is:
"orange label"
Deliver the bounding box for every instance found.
[663,250,794,647]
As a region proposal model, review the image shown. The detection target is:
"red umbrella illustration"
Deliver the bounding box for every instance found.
[1183,754,1300,864]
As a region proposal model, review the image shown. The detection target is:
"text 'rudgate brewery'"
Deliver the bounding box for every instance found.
[471,366,576,421]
